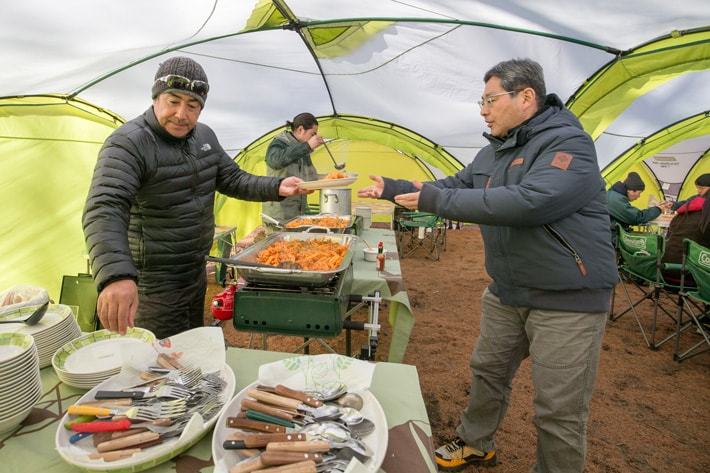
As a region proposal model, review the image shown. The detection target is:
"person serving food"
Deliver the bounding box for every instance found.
[262,112,325,223]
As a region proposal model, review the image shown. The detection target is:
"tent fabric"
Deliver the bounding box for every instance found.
[568,29,710,142]
[602,112,710,206]
[0,0,709,298]
[0,96,121,297]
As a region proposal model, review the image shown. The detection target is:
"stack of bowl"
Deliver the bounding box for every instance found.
[0,304,82,368]
[0,333,42,435]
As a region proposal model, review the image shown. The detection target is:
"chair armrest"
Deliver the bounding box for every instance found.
[661,262,683,272]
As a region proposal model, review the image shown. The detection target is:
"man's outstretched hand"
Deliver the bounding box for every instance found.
[394,181,423,209]
[357,175,385,199]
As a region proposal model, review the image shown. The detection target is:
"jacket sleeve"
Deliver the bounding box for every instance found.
[418,133,605,226]
[380,164,476,201]
[82,132,144,292]
[608,194,661,225]
[265,138,312,169]
[216,143,282,202]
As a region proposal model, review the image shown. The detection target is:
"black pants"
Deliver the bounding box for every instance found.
[134,271,207,340]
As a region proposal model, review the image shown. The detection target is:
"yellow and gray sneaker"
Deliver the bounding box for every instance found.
[435,438,497,471]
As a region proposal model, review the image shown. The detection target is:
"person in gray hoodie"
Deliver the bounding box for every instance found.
[262,113,323,223]
[359,58,618,472]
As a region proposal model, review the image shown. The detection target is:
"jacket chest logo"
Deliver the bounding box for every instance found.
[509,157,524,168]
[200,143,211,152]
[551,152,573,170]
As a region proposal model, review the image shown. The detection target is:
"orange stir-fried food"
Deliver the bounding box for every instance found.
[256,239,348,271]
[284,216,349,229]
[325,171,348,179]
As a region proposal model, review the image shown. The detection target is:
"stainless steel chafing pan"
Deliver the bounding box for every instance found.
[209,232,355,287]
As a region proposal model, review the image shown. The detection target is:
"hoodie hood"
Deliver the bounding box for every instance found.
[273,130,302,147]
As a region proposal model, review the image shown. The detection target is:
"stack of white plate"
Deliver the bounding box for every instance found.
[52,328,155,389]
[0,304,82,368]
[0,332,42,435]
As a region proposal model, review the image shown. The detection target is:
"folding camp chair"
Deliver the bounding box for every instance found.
[394,211,446,261]
[673,239,710,362]
[611,225,680,349]
[59,273,99,332]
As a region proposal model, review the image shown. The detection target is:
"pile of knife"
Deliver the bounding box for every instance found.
[225,384,374,473]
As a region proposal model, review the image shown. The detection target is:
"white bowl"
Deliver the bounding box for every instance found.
[363,247,378,262]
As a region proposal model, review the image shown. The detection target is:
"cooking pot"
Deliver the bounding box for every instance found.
[319,188,352,216]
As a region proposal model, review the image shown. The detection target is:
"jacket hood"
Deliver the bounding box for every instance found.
[484,94,583,149]
[273,130,301,147]
[677,195,705,214]
[610,181,628,195]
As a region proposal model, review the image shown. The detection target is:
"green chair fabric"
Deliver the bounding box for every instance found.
[59,273,99,332]
[612,225,680,349]
[394,211,446,261]
[673,239,710,362]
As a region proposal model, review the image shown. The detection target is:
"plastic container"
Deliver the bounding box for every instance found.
[363,247,378,262]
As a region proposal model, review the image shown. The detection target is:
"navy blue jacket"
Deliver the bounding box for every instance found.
[383,95,618,312]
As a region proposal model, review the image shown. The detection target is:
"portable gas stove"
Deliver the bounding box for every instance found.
[227,265,381,359]
[233,265,353,337]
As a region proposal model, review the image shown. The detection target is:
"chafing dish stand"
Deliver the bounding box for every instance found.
[232,265,382,360]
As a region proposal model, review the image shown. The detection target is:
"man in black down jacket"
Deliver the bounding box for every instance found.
[359,59,618,472]
[83,57,308,339]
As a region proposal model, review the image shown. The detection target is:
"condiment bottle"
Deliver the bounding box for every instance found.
[376,241,385,271]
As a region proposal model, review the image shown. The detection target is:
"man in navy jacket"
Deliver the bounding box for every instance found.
[359,58,617,472]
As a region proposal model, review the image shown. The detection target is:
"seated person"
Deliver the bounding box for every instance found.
[607,171,671,230]
[661,174,710,286]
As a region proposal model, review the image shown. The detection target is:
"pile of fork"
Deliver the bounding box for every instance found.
[65,365,226,462]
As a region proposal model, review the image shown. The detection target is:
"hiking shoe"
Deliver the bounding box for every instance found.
[435,438,497,471]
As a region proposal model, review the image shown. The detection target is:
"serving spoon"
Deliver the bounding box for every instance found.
[0,301,49,326]
[322,141,346,171]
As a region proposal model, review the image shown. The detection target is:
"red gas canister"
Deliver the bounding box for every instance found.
[210,284,236,321]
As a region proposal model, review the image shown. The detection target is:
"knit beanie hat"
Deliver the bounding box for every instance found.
[151,57,209,107]
[624,172,645,191]
[695,173,710,187]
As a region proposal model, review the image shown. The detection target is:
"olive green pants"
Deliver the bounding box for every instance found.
[457,288,607,473]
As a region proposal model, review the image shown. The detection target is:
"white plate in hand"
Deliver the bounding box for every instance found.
[297,173,358,190]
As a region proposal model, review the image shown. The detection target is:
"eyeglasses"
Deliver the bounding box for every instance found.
[154,74,209,96]
[477,90,518,108]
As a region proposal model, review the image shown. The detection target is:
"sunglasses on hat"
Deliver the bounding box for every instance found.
[154,74,209,95]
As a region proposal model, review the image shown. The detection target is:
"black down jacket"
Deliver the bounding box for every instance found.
[83,107,281,293]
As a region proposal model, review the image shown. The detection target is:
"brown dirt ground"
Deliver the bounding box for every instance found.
[204,225,710,473]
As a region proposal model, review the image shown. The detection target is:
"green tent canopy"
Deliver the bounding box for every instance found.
[0,1,708,298]
[602,111,710,208]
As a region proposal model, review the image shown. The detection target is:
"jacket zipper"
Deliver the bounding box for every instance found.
[543,224,588,276]
[181,141,199,195]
